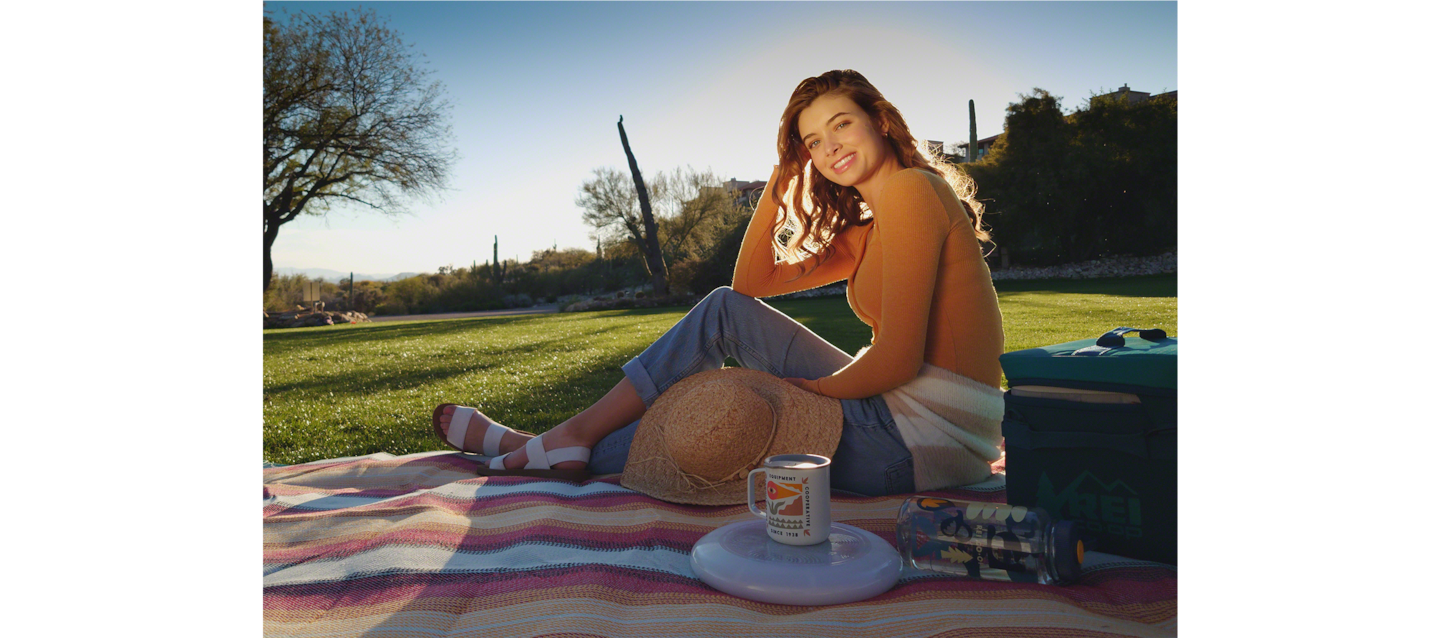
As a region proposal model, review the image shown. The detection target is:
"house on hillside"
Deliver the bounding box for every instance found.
[1091,84,1178,107]
[722,178,767,209]
[956,134,1000,162]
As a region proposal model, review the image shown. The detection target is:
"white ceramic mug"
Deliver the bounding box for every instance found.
[746,454,832,546]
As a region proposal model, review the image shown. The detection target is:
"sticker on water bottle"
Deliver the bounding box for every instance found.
[909,498,1045,582]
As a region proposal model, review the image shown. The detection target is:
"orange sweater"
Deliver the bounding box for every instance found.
[732,167,1005,399]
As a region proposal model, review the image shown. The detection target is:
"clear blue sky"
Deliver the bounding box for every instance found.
[267,1,1177,277]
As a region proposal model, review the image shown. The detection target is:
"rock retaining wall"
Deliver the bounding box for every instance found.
[264,309,370,329]
[989,251,1176,281]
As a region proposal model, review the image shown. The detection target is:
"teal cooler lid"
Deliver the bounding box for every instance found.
[1000,327,1176,390]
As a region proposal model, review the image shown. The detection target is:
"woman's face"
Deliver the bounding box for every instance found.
[796,92,894,192]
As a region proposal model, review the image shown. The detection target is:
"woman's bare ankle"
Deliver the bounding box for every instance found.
[496,428,533,453]
[440,406,533,454]
[502,421,590,470]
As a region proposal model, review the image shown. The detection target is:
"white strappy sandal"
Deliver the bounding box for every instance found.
[476,435,592,482]
[432,404,591,481]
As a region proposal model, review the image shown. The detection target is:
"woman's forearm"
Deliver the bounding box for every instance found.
[731,166,784,296]
[732,166,855,298]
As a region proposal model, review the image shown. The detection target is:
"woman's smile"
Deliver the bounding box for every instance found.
[796,92,900,202]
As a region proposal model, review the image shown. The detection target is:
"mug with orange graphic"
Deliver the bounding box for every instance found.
[746,454,832,546]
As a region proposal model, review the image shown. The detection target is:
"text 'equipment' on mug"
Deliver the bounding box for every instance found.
[746,454,832,546]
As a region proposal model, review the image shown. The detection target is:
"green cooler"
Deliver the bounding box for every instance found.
[999,327,1177,565]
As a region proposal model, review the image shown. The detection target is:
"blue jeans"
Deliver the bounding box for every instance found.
[588,286,915,497]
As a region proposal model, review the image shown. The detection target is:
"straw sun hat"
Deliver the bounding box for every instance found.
[620,367,843,505]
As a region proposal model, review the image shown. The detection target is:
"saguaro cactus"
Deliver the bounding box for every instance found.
[492,235,507,281]
[968,99,978,163]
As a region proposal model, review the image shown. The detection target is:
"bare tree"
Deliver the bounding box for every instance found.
[652,168,743,259]
[577,166,740,288]
[263,7,456,292]
[577,167,642,247]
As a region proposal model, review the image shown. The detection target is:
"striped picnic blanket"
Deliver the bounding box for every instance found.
[264,452,1176,637]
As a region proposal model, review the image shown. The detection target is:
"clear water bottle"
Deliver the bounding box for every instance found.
[895,497,1084,585]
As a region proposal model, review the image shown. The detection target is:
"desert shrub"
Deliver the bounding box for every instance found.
[373,300,409,316]
[665,258,705,295]
[347,280,387,314]
[433,274,506,312]
[386,275,441,312]
[685,213,748,296]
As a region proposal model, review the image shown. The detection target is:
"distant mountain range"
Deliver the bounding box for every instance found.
[275,267,420,283]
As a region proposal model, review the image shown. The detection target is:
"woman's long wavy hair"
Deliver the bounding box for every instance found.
[771,70,990,276]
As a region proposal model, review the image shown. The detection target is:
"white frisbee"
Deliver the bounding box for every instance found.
[689,519,901,606]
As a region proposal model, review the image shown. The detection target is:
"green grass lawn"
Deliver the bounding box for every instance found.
[263,274,1176,465]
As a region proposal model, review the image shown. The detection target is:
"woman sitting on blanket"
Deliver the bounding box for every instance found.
[433,70,1005,497]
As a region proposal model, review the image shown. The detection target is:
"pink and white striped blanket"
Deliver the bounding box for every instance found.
[264,452,1176,637]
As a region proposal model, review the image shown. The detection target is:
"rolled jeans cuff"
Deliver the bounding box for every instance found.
[621,356,662,408]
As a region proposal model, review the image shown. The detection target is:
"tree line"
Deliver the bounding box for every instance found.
[263,218,748,316]
[264,7,1176,315]
[959,89,1177,266]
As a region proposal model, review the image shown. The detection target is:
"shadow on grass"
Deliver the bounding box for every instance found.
[264,320,661,397]
[266,313,575,346]
[265,275,1176,464]
[264,307,691,356]
[265,278,1171,399]
[264,315,535,356]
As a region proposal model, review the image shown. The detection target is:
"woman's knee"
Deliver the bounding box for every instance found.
[703,285,762,312]
[697,285,743,315]
[702,285,738,304]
